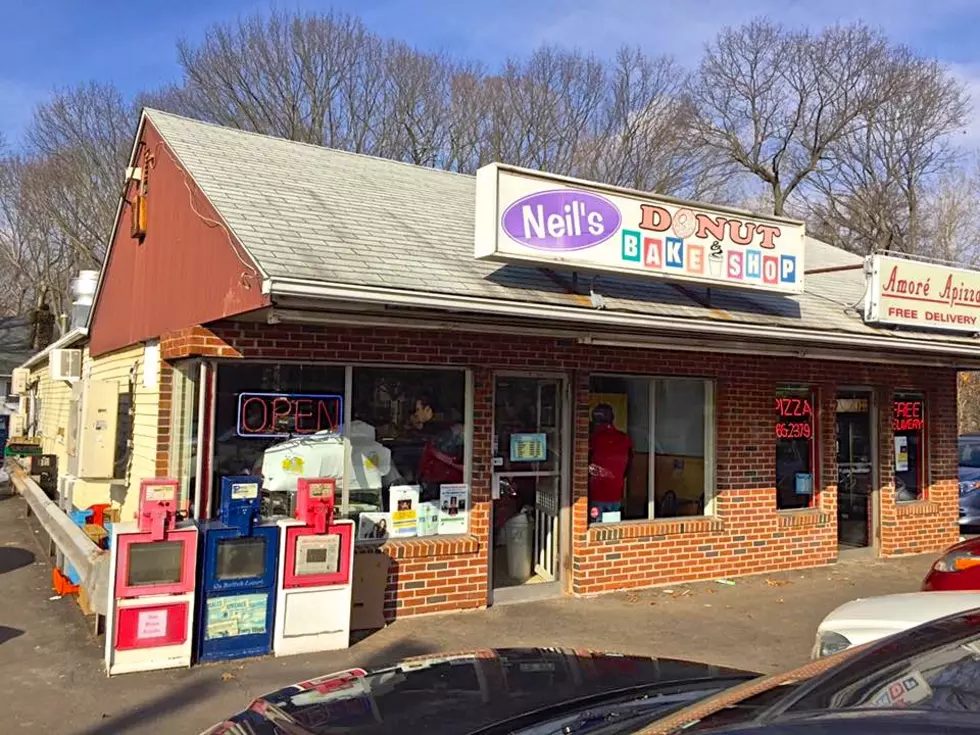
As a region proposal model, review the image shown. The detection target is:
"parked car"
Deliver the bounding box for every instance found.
[203,615,980,735]
[923,536,980,591]
[812,590,980,658]
[959,433,980,529]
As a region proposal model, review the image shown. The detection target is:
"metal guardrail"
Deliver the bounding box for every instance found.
[5,459,110,616]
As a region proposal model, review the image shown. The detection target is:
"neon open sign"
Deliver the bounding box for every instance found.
[236,392,343,438]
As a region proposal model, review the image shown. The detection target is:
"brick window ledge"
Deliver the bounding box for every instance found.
[354,534,481,560]
[895,501,943,518]
[589,517,725,542]
[778,509,831,528]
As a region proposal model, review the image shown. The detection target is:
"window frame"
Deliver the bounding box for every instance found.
[168,359,201,513]
[206,359,473,539]
[588,372,716,522]
[891,390,927,502]
[774,385,818,511]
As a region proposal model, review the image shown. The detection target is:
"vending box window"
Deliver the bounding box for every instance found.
[106,478,199,675]
[893,392,926,501]
[775,387,817,510]
[196,475,280,663]
[274,477,356,657]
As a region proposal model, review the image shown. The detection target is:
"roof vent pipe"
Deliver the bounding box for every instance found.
[70,270,99,330]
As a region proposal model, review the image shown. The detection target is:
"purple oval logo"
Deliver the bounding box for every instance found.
[501,189,621,251]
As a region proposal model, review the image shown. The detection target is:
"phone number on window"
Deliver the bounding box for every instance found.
[775,421,812,439]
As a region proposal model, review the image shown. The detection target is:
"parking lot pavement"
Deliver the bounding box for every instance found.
[0,493,937,734]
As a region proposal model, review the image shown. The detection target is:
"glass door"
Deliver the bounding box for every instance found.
[492,375,565,599]
[836,390,874,549]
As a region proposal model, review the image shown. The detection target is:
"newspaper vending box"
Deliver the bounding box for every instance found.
[105,478,197,675]
[196,476,279,662]
[274,477,355,657]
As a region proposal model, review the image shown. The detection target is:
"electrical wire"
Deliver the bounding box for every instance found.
[151,141,261,288]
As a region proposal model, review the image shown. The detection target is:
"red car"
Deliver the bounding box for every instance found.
[922,536,980,590]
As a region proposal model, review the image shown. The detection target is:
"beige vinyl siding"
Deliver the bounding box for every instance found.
[73,343,161,520]
[29,362,74,471]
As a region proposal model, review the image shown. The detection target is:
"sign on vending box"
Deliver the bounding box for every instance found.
[205,593,269,639]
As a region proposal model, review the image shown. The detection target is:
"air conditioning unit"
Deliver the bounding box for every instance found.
[11,367,29,395]
[50,349,82,382]
[10,414,25,437]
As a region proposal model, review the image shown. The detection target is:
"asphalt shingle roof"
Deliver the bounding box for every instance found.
[145,109,978,349]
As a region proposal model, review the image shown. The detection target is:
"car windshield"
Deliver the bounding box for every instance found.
[959,440,980,468]
[764,615,980,717]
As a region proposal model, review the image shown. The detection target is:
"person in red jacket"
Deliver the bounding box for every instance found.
[588,403,633,523]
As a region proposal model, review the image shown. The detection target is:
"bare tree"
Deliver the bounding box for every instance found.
[806,51,969,255]
[691,20,890,216]
[572,48,734,200]
[25,82,133,268]
[0,154,79,317]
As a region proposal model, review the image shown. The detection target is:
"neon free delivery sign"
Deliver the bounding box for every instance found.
[474,164,806,294]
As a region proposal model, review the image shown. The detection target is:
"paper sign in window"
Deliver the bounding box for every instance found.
[510,433,547,462]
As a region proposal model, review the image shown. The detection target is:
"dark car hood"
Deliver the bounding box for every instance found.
[204,648,754,735]
[960,465,980,483]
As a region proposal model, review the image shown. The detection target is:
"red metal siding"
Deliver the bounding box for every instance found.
[88,121,267,357]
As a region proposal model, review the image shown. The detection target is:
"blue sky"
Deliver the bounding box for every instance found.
[3,0,980,145]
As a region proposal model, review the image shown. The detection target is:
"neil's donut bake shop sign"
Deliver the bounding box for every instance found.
[474,163,806,294]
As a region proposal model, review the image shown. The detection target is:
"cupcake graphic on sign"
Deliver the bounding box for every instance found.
[708,240,724,277]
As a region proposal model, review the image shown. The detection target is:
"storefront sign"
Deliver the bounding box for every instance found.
[775,395,813,439]
[836,397,868,413]
[893,398,924,432]
[475,163,806,294]
[865,253,980,332]
[236,392,342,438]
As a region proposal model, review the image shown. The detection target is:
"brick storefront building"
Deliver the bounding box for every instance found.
[84,109,975,621]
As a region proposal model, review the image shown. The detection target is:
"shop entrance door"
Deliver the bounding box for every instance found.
[491,374,568,602]
[835,390,876,549]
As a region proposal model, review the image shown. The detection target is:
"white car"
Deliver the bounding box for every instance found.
[813,591,980,658]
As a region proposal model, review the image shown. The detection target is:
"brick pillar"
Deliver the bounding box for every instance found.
[817,383,838,519]
[878,384,899,553]
[156,360,173,476]
[571,371,591,594]
[469,367,493,601]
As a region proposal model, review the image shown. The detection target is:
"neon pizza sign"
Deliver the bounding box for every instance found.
[236,392,343,438]
[775,395,813,440]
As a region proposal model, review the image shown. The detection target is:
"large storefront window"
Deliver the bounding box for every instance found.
[775,387,816,510]
[212,362,469,540]
[349,367,467,537]
[587,375,713,522]
[893,392,925,501]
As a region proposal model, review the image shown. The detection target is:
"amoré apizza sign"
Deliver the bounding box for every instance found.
[864,254,980,333]
[474,163,806,294]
